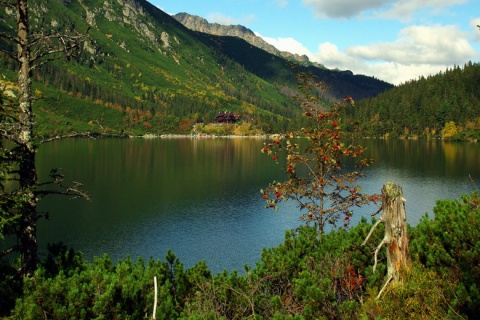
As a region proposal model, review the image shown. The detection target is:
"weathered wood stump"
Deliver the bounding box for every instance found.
[362,182,411,298]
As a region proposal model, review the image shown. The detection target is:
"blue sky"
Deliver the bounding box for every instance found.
[153,0,480,85]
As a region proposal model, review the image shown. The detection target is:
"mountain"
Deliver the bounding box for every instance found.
[173,12,319,67]
[0,0,392,136]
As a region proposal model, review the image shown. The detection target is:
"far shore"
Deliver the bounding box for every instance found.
[136,133,280,139]
[39,132,281,143]
[40,132,477,143]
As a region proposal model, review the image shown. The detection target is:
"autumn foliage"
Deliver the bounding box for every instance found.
[261,72,377,238]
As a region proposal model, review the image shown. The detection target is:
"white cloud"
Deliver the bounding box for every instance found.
[261,24,477,85]
[347,25,475,65]
[314,42,359,68]
[321,25,476,84]
[303,0,389,18]
[273,0,288,8]
[361,63,451,85]
[312,42,455,85]
[380,0,468,21]
[206,13,256,26]
[257,33,312,56]
[302,0,467,20]
[470,17,480,42]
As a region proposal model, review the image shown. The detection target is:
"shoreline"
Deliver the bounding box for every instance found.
[137,133,280,139]
[39,132,281,143]
[40,131,477,143]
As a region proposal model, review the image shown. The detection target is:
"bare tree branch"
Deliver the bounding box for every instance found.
[0,31,19,45]
[35,169,91,201]
[370,206,382,216]
[29,28,90,70]
[362,182,411,299]
[35,187,91,201]
[373,237,387,273]
[377,275,392,299]
[361,217,383,246]
[39,132,100,144]
[0,0,15,8]
[0,31,20,63]
[0,245,19,258]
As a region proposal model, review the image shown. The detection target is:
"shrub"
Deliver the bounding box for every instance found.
[410,192,480,318]
[183,221,386,319]
[442,121,458,139]
[13,250,211,319]
[361,262,459,319]
[9,194,480,319]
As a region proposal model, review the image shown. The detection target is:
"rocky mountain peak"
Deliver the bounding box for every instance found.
[173,12,316,66]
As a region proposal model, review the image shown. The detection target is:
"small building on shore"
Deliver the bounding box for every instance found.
[214,111,239,124]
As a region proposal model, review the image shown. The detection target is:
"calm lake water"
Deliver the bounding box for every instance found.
[36,138,480,273]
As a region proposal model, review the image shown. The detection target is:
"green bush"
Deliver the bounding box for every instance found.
[13,250,211,319]
[361,262,458,319]
[410,192,480,318]
[183,221,386,319]
[7,194,480,319]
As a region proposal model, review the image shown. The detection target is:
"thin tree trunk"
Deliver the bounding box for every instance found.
[17,0,39,277]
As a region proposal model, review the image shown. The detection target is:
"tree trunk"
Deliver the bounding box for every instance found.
[381,182,410,282]
[17,0,39,277]
[362,182,411,298]
[1,0,88,276]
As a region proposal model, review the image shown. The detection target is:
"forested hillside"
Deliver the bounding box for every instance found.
[346,62,480,140]
[0,0,391,137]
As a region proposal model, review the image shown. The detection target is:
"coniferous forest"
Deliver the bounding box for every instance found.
[345,62,480,141]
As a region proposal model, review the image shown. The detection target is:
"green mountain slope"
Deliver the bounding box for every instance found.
[0,0,392,136]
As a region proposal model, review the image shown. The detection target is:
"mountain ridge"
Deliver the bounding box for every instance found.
[0,0,393,136]
[173,12,325,68]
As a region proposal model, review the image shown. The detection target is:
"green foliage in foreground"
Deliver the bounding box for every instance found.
[410,192,480,319]
[3,193,479,319]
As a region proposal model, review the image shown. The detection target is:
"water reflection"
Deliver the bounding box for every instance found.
[360,139,479,224]
[35,138,480,273]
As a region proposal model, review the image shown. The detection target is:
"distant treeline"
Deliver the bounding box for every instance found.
[346,61,480,140]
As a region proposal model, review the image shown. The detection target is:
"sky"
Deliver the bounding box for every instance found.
[153,0,480,85]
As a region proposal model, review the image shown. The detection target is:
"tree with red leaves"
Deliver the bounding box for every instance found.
[261,72,378,238]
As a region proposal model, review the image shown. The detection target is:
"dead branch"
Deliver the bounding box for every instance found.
[0,245,19,258]
[361,217,383,246]
[35,183,91,201]
[35,169,91,201]
[377,275,393,299]
[0,31,20,47]
[152,276,157,320]
[39,132,99,144]
[370,206,382,216]
[373,237,387,273]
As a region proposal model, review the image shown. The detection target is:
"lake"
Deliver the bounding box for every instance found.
[36,137,480,273]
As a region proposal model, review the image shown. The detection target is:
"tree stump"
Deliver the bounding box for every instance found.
[362,182,411,298]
